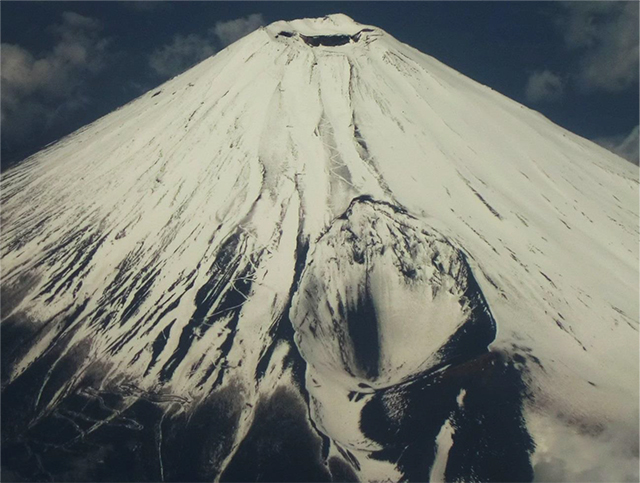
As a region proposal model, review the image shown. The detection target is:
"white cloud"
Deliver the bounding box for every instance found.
[559,2,639,93]
[531,418,639,482]
[1,11,110,149]
[594,125,640,165]
[211,13,265,46]
[525,70,564,103]
[149,34,217,77]
[55,11,102,35]
[148,14,265,78]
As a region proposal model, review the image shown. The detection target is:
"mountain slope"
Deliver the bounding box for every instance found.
[1,14,638,482]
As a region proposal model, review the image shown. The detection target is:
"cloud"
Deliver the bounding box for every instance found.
[525,70,564,103]
[594,125,640,165]
[531,419,639,482]
[559,2,639,93]
[149,34,217,77]
[211,13,265,47]
[1,11,110,151]
[148,14,265,78]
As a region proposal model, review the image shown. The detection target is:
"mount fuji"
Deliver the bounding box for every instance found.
[1,14,638,482]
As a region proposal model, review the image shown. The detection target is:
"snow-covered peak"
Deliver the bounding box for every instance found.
[1,13,637,483]
[265,14,380,46]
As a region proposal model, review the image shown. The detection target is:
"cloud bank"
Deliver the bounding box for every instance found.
[1,12,110,152]
[523,3,638,159]
[149,34,217,78]
[148,14,265,78]
[525,3,638,104]
[594,125,640,165]
[560,2,639,93]
[525,70,564,103]
[212,13,265,47]
[532,417,639,482]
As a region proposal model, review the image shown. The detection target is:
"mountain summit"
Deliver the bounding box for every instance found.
[1,14,638,482]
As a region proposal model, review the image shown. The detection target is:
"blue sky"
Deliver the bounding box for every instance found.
[1,1,638,165]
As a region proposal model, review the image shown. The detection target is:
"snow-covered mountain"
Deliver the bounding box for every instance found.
[1,14,638,482]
